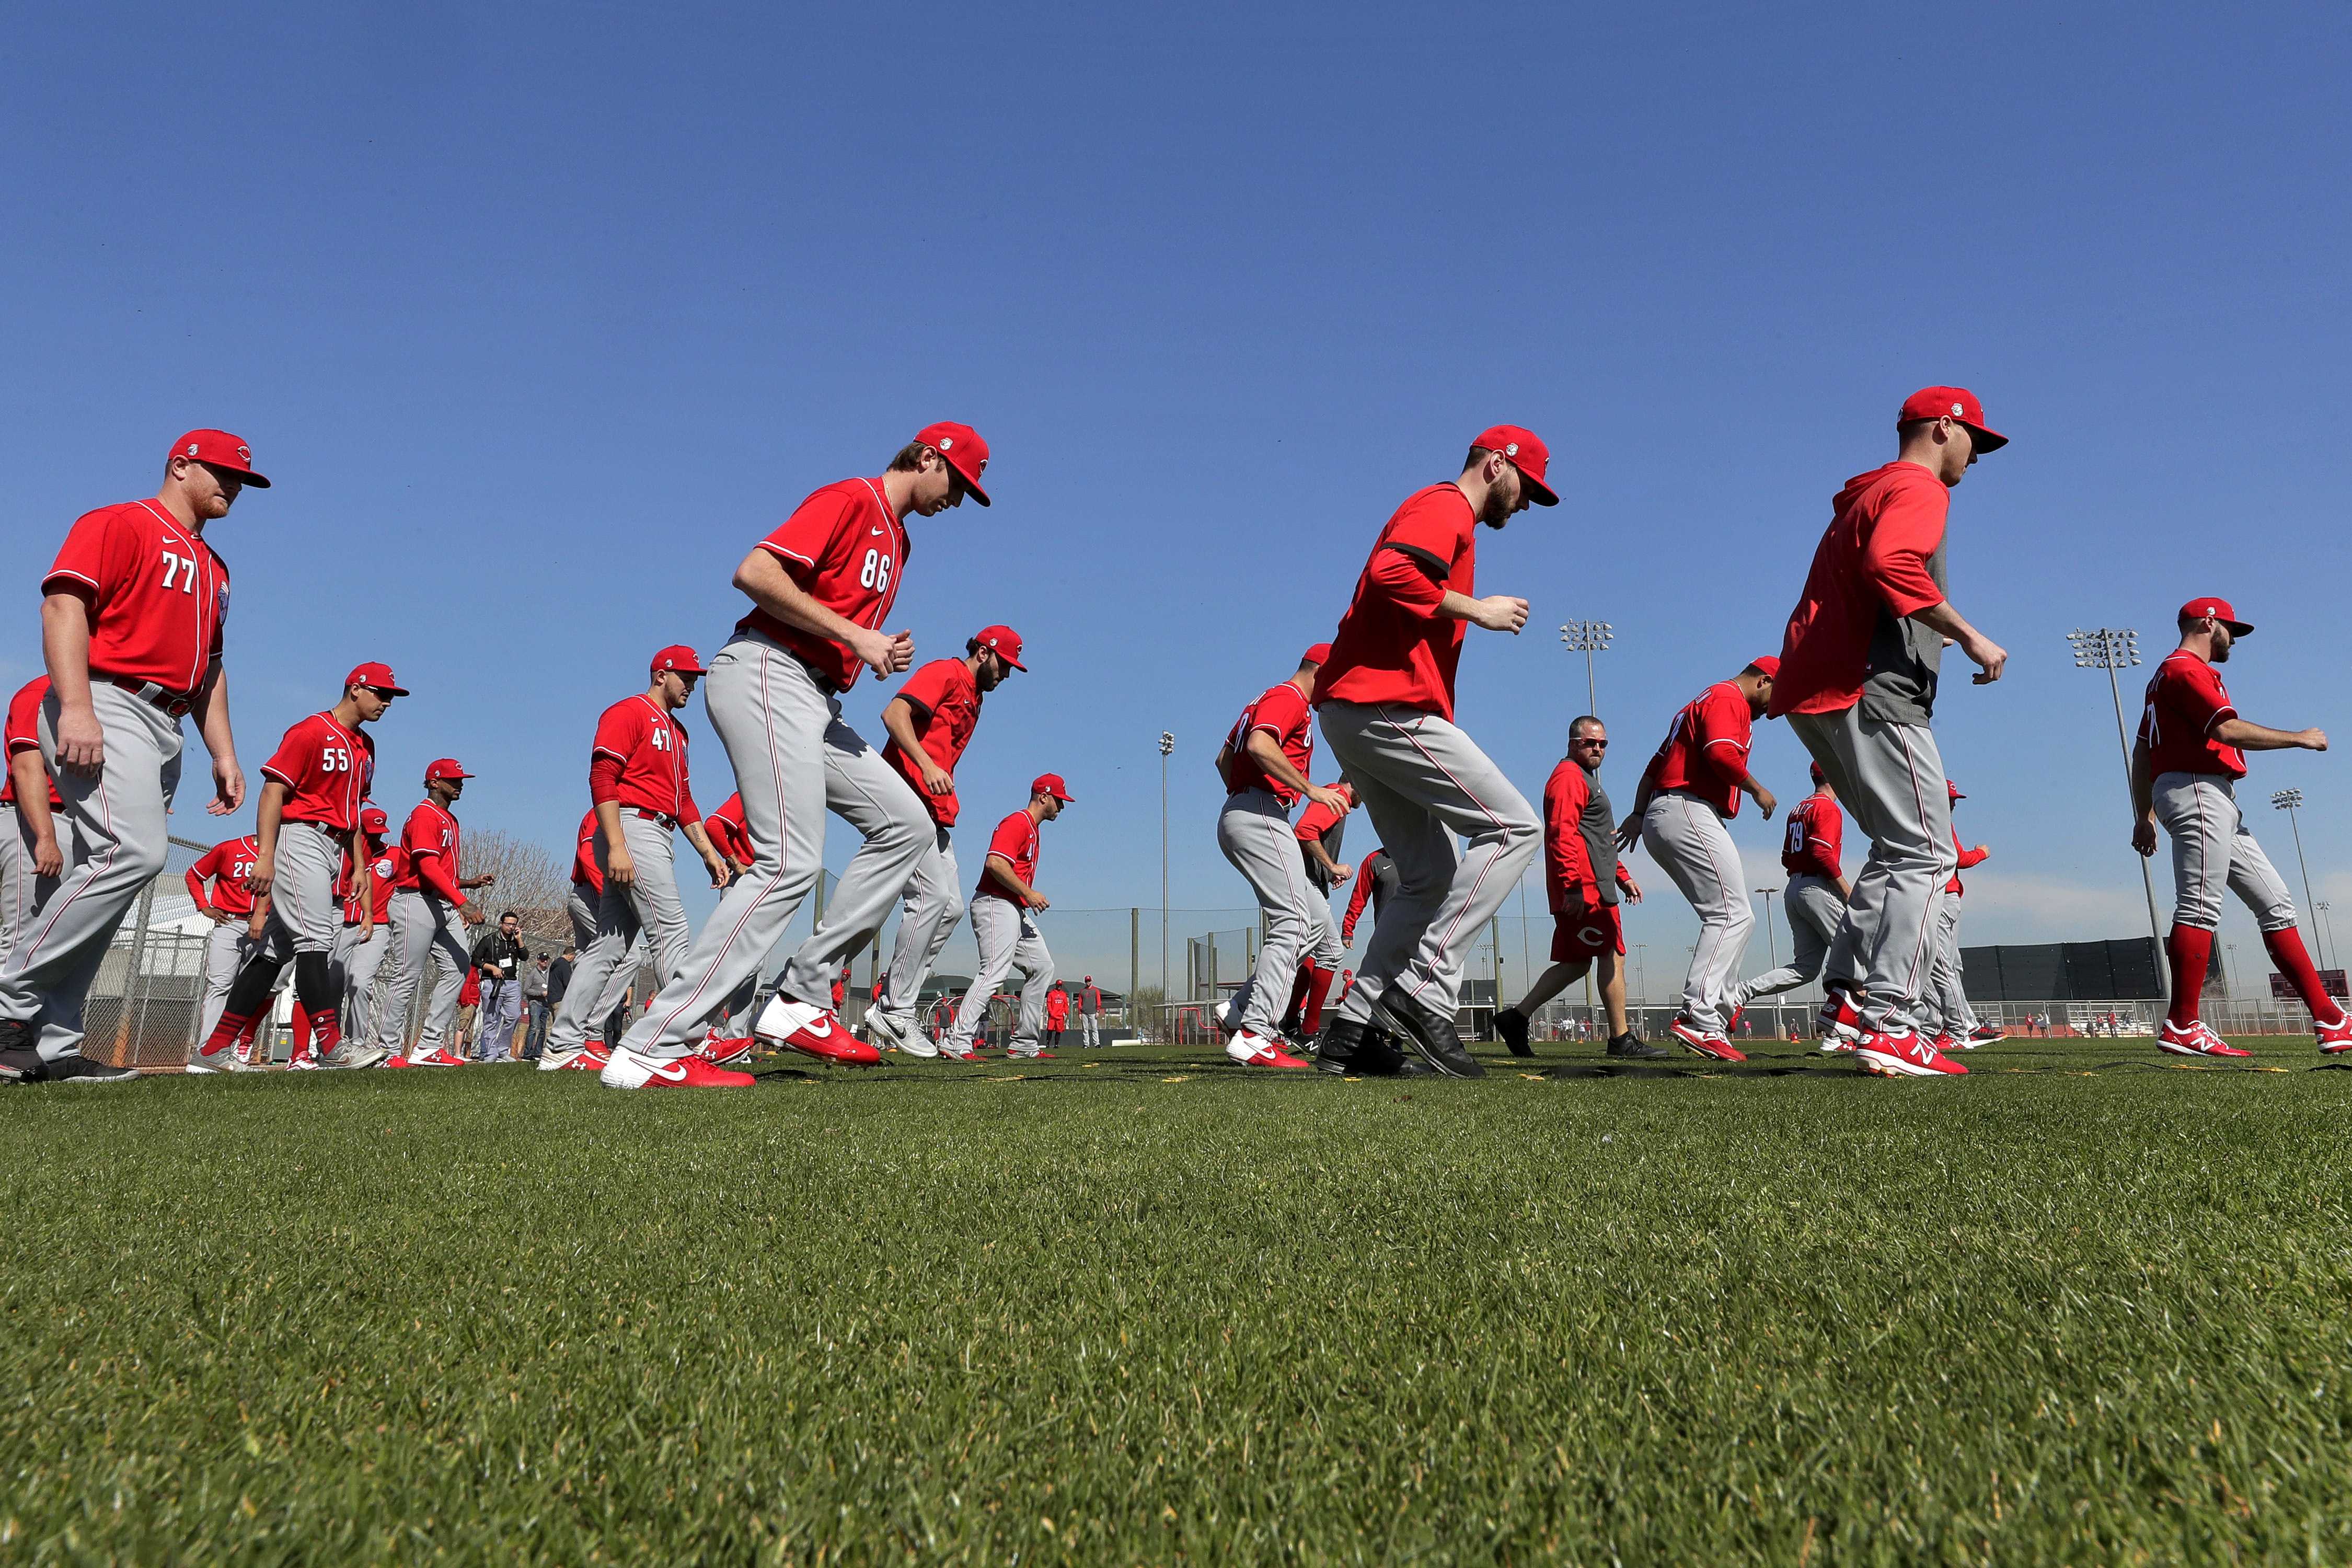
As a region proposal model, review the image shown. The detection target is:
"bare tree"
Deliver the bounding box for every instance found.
[459,829,573,954]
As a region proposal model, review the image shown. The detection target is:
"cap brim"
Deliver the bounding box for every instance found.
[2222,620,2254,637]
[207,463,270,488]
[1002,654,1026,671]
[376,685,411,698]
[1517,467,1560,506]
[951,463,991,507]
[1959,422,2007,454]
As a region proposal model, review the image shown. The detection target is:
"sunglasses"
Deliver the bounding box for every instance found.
[1572,737,1608,748]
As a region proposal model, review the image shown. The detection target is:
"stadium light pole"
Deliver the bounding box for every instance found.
[1159,732,1174,999]
[1559,620,1615,715]
[2271,788,2323,965]
[2067,627,2169,992]
[2317,902,2337,972]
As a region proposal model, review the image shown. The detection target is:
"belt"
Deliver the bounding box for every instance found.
[105,676,195,718]
[631,808,679,830]
[789,651,843,696]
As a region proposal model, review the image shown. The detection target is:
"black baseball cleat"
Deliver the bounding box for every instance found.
[0,1018,41,1083]
[1605,1032,1670,1060]
[1494,1007,1532,1057]
[1315,1017,1410,1077]
[1371,990,1484,1079]
[40,1054,143,1083]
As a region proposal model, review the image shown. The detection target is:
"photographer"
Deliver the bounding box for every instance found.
[470,910,530,1062]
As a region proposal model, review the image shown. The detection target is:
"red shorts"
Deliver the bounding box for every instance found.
[1550,903,1624,963]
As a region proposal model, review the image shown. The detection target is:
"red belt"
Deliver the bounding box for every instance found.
[631,808,679,830]
[105,676,195,718]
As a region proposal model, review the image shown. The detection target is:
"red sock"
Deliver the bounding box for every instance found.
[2263,926,2344,1023]
[289,1001,312,1061]
[308,1006,341,1057]
[2166,925,2213,1027]
[200,1010,257,1059]
[1300,963,1337,1037]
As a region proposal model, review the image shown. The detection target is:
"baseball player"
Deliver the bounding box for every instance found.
[611,423,987,1089]
[1920,782,1996,1052]
[185,831,266,1067]
[540,807,639,1072]
[1342,846,1397,949]
[862,625,1027,1059]
[1770,388,2010,1079]
[1044,982,1069,1050]
[1075,975,1104,1050]
[334,805,400,1054]
[941,775,1073,1061]
[379,759,496,1067]
[537,648,731,1071]
[1224,780,1358,1048]
[1,677,65,982]
[1215,645,1348,1068]
[1617,660,1780,1060]
[0,431,267,1083]
[1311,428,1550,1079]
[1726,762,1854,1051]
[1496,717,1664,1061]
[191,663,401,1071]
[2131,596,2349,1057]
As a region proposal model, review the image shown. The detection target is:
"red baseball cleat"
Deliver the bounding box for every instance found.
[2315,1013,2352,1055]
[1855,1030,1967,1077]
[598,1046,756,1089]
[1668,1016,1746,1063]
[1967,1022,2005,1046]
[2158,1020,2250,1058]
[696,1033,758,1067]
[408,1047,466,1068]
[1225,1030,1309,1068]
[754,997,881,1065]
[1817,987,1863,1046]
[1931,1033,1959,1055]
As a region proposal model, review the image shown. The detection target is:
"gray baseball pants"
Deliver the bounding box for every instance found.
[877,823,962,1035]
[1920,893,1979,1036]
[545,815,688,1055]
[1641,790,1754,1032]
[1218,788,1318,1039]
[336,920,391,1044]
[2153,772,2298,932]
[777,708,930,1010]
[0,801,64,975]
[0,682,182,1059]
[623,635,836,1059]
[378,889,470,1056]
[1317,700,1540,1023]
[1731,873,1842,1007]
[1789,706,1957,1034]
[254,821,345,959]
[198,921,257,1045]
[946,896,1054,1054]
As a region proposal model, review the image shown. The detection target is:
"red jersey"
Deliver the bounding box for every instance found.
[1780,791,1844,881]
[1293,795,1344,846]
[342,844,405,923]
[704,793,754,866]
[188,835,262,919]
[44,498,230,694]
[572,808,604,894]
[259,711,375,831]
[2,676,61,809]
[1948,833,1989,897]
[738,477,910,693]
[1316,484,1479,721]
[397,799,465,904]
[1220,677,1315,804]
[2136,649,2246,780]
[1768,464,1949,718]
[589,695,701,824]
[882,658,982,826]
[1646,683,1754,819]
[975,809,1042,905]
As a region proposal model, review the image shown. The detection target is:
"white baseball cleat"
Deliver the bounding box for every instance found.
[598,1044,755,1089]
[866,1007,937,1058]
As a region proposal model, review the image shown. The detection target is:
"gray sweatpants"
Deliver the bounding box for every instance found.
[336,921,392,1044]
[2153,771,2298,932]
[1788,705,1957,1034]
[379,889,470,1056]
[624,635,837,1059]
[1641,790,1754,1032]
[1731,873,1842,1007]
[946,896,1054,1053]
[1218,788,1318,1039]
[545,814,688,1055]
[0,681,183,1059]
[777,708,930,1009]
[0,802,64,976]
[1919,892,1978,1036]
[475,975,521,1059]
[1318,699,1540,1023]
[879,823,962,1033]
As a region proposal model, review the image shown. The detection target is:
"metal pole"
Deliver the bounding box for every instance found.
[1159,733,1173,998]
[1756,887,1778,1037]
[2100,651,2170,991]
[2285,804,2320,950]
[1583,649,1596,715]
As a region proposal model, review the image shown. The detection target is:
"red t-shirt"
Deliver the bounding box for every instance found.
[737,477,910,693]
[189,835,261,919]
[2,676,61,809]
[260,711,375,831]
[1315,485,1479,721]
[1293,795,1344,846]
[571,807,603,894]
[589,695,701,824]
[2136,649,2246,780]
[1780,791,1844,881]
[705,793,755,865]
[1647,682,1754,818]
[1768,464,1949,717]
[398,799,465,904]
[975,809,1041,905]
[882,658,982,826]
[1221,677,1315,803]
[342,844,404,923]
[44,498,230,695]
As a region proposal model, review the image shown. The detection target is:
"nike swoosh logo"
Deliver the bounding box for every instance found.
[650,1060,688,1082]
[806,1018,835,1037]
[869,526,884,536]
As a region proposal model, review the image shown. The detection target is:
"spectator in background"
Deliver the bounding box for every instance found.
[1044,982,1069,1050]
[1077,975,1104,1050]
[524,952,553,1059]
[470,910,528,1062]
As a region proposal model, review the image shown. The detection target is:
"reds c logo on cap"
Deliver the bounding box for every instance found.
[1950,402,1964,417]
[186,443,200,456]
[937,436,953,450]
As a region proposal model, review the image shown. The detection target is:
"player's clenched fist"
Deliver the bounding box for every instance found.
[1473,595,1531,634]
[54,703,105,774]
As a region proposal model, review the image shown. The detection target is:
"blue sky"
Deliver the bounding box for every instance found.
[9,3,2350,997]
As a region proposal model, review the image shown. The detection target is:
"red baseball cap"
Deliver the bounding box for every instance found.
[975,625,1026,670]
[1809,760,1827,786]
[652,644,707,676]
[1302,643,1333,666]
[1472,424,1559,506]
[360,805,389,836]
[425,758,474,782]
[1897,387,2007,453]
[1948,780,1967,801]
[2180,596,2253,636]
[346,661,410,697]
[916,421,991,507]
[1032,773,1076,803]
[1748,655,1782,680]
[170,429,270,488]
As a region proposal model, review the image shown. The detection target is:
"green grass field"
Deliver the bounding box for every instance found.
[5,1034,2351,1564]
